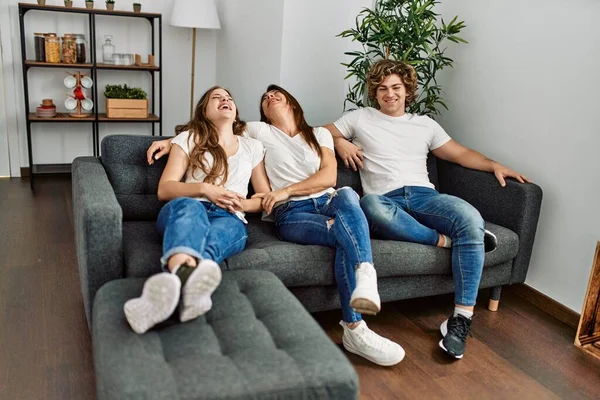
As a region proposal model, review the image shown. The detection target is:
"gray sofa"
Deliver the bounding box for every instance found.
[73,134,543,327]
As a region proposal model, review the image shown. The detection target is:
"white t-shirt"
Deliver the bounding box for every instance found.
[334,107,451,195]
[245,121,335,203]
[171,130,264,220]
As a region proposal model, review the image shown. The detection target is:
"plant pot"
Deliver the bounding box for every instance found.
[133,4,141,13]
[64,0,73,8]
[86,2,94,9]
[37,0,46,6]
[106,3,114,10]
[106,98,148,118]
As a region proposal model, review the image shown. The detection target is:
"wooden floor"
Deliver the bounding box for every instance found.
[1,176,600,400]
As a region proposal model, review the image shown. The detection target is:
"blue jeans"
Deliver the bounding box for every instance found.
[360,186,484,307]
[273,187,373,323]
[156,197,248,268]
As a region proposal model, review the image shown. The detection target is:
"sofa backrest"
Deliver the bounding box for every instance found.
[101,134,440,220]
[102,135,167,220]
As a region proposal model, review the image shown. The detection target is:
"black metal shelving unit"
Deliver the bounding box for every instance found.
[18,3,162,188]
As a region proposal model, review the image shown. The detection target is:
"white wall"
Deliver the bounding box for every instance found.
[3,0,217,171]
[279,0,371,126]
[215,0,285,122]
[434,0,600,311]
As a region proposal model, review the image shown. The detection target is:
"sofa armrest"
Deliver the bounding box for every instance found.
[436,159,543,284]
[72,157,124,328]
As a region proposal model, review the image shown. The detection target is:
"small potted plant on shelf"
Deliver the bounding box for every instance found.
[86,0,94,9]
[104,84,148,118]
[133,2,141,13]
[106,0,115,11]
[64,0,73,8]
[37,0,46,6]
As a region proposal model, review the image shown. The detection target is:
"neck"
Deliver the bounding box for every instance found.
[269,110,299,137]
[213,119,236,146]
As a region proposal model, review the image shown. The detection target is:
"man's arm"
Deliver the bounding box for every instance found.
[324,123,364,171]
[432,139,531,187]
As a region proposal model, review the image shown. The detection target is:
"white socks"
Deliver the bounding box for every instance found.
[454,307,474,319]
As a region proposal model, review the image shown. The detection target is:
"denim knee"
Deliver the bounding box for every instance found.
[454,206,485,242]
[360,194,386,220]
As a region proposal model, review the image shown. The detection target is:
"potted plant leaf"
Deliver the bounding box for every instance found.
[106,0,115,11]
[64,0,73,8]
[86,0,94,9]
[104,84,148,118]
[338,0,467,116]
[133,2,141,13]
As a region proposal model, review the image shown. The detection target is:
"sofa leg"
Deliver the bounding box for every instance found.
[488,286,502,312]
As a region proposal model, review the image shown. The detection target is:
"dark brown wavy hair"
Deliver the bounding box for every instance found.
[367,59,418,109]
[259,84,322,157]
[174,86,246,185]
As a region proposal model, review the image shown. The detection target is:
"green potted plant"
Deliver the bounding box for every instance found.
[106,0,115,11]
[85,0,94,9]
[133,2,141,12]
[37,0,46,6]
[338,0,466,116]
[104,84,148,118]
[64,0,73,8]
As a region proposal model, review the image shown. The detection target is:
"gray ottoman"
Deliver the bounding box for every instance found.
[92,270,359,399]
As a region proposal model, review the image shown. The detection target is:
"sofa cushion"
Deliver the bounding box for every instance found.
[102,135,168,221]
[123,217,519,287]
[93,270,358,399]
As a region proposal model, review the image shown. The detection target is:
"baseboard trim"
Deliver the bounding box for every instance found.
[510,283,580,329]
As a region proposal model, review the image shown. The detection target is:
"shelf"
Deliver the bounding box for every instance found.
[28,113,95,122]
[19,3,161,19]
[25,60,93,69]
[96,63,160,72]
[32,163,71,175]
[98,113,160,122]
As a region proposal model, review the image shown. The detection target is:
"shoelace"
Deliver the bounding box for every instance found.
[356,326,387,352]
[447,315,472,341]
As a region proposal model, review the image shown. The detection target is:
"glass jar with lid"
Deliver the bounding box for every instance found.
[74,34,87,63]
[102,35,115,64]
[62,34,77,64]
[44,33,60,63]
[34,33,46,62]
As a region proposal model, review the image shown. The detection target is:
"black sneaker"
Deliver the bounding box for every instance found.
[439,314,473,359]
[484,229,498,253]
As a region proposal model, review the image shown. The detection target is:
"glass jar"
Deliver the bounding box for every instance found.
[102,35,115,64]
[62,34,77,64]
[44,33,60,63]
[34,33,46,62]
[74,34,87,63]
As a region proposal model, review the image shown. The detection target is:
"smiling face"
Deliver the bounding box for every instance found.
[204,87,236,123]
[375,74,407,117]
[260,89,290,121]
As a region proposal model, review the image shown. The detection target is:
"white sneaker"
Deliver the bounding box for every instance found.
[340,320,405,366]
[179,259,222,322]
[350,263,381,315]
[124,273,181,334]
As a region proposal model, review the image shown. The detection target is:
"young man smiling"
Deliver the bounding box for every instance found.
[325,59,530,359]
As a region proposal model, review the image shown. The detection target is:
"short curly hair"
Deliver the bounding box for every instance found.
[367,59,418,109]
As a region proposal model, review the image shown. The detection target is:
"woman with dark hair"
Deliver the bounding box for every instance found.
[147,85,405,366]
[125,86,270,334]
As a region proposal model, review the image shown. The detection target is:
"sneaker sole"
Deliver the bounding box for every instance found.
[350,298,381,315]
[124,273,181,334]
[180,260,222,322]
[342,338,405,366]
[438,339,464,359]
